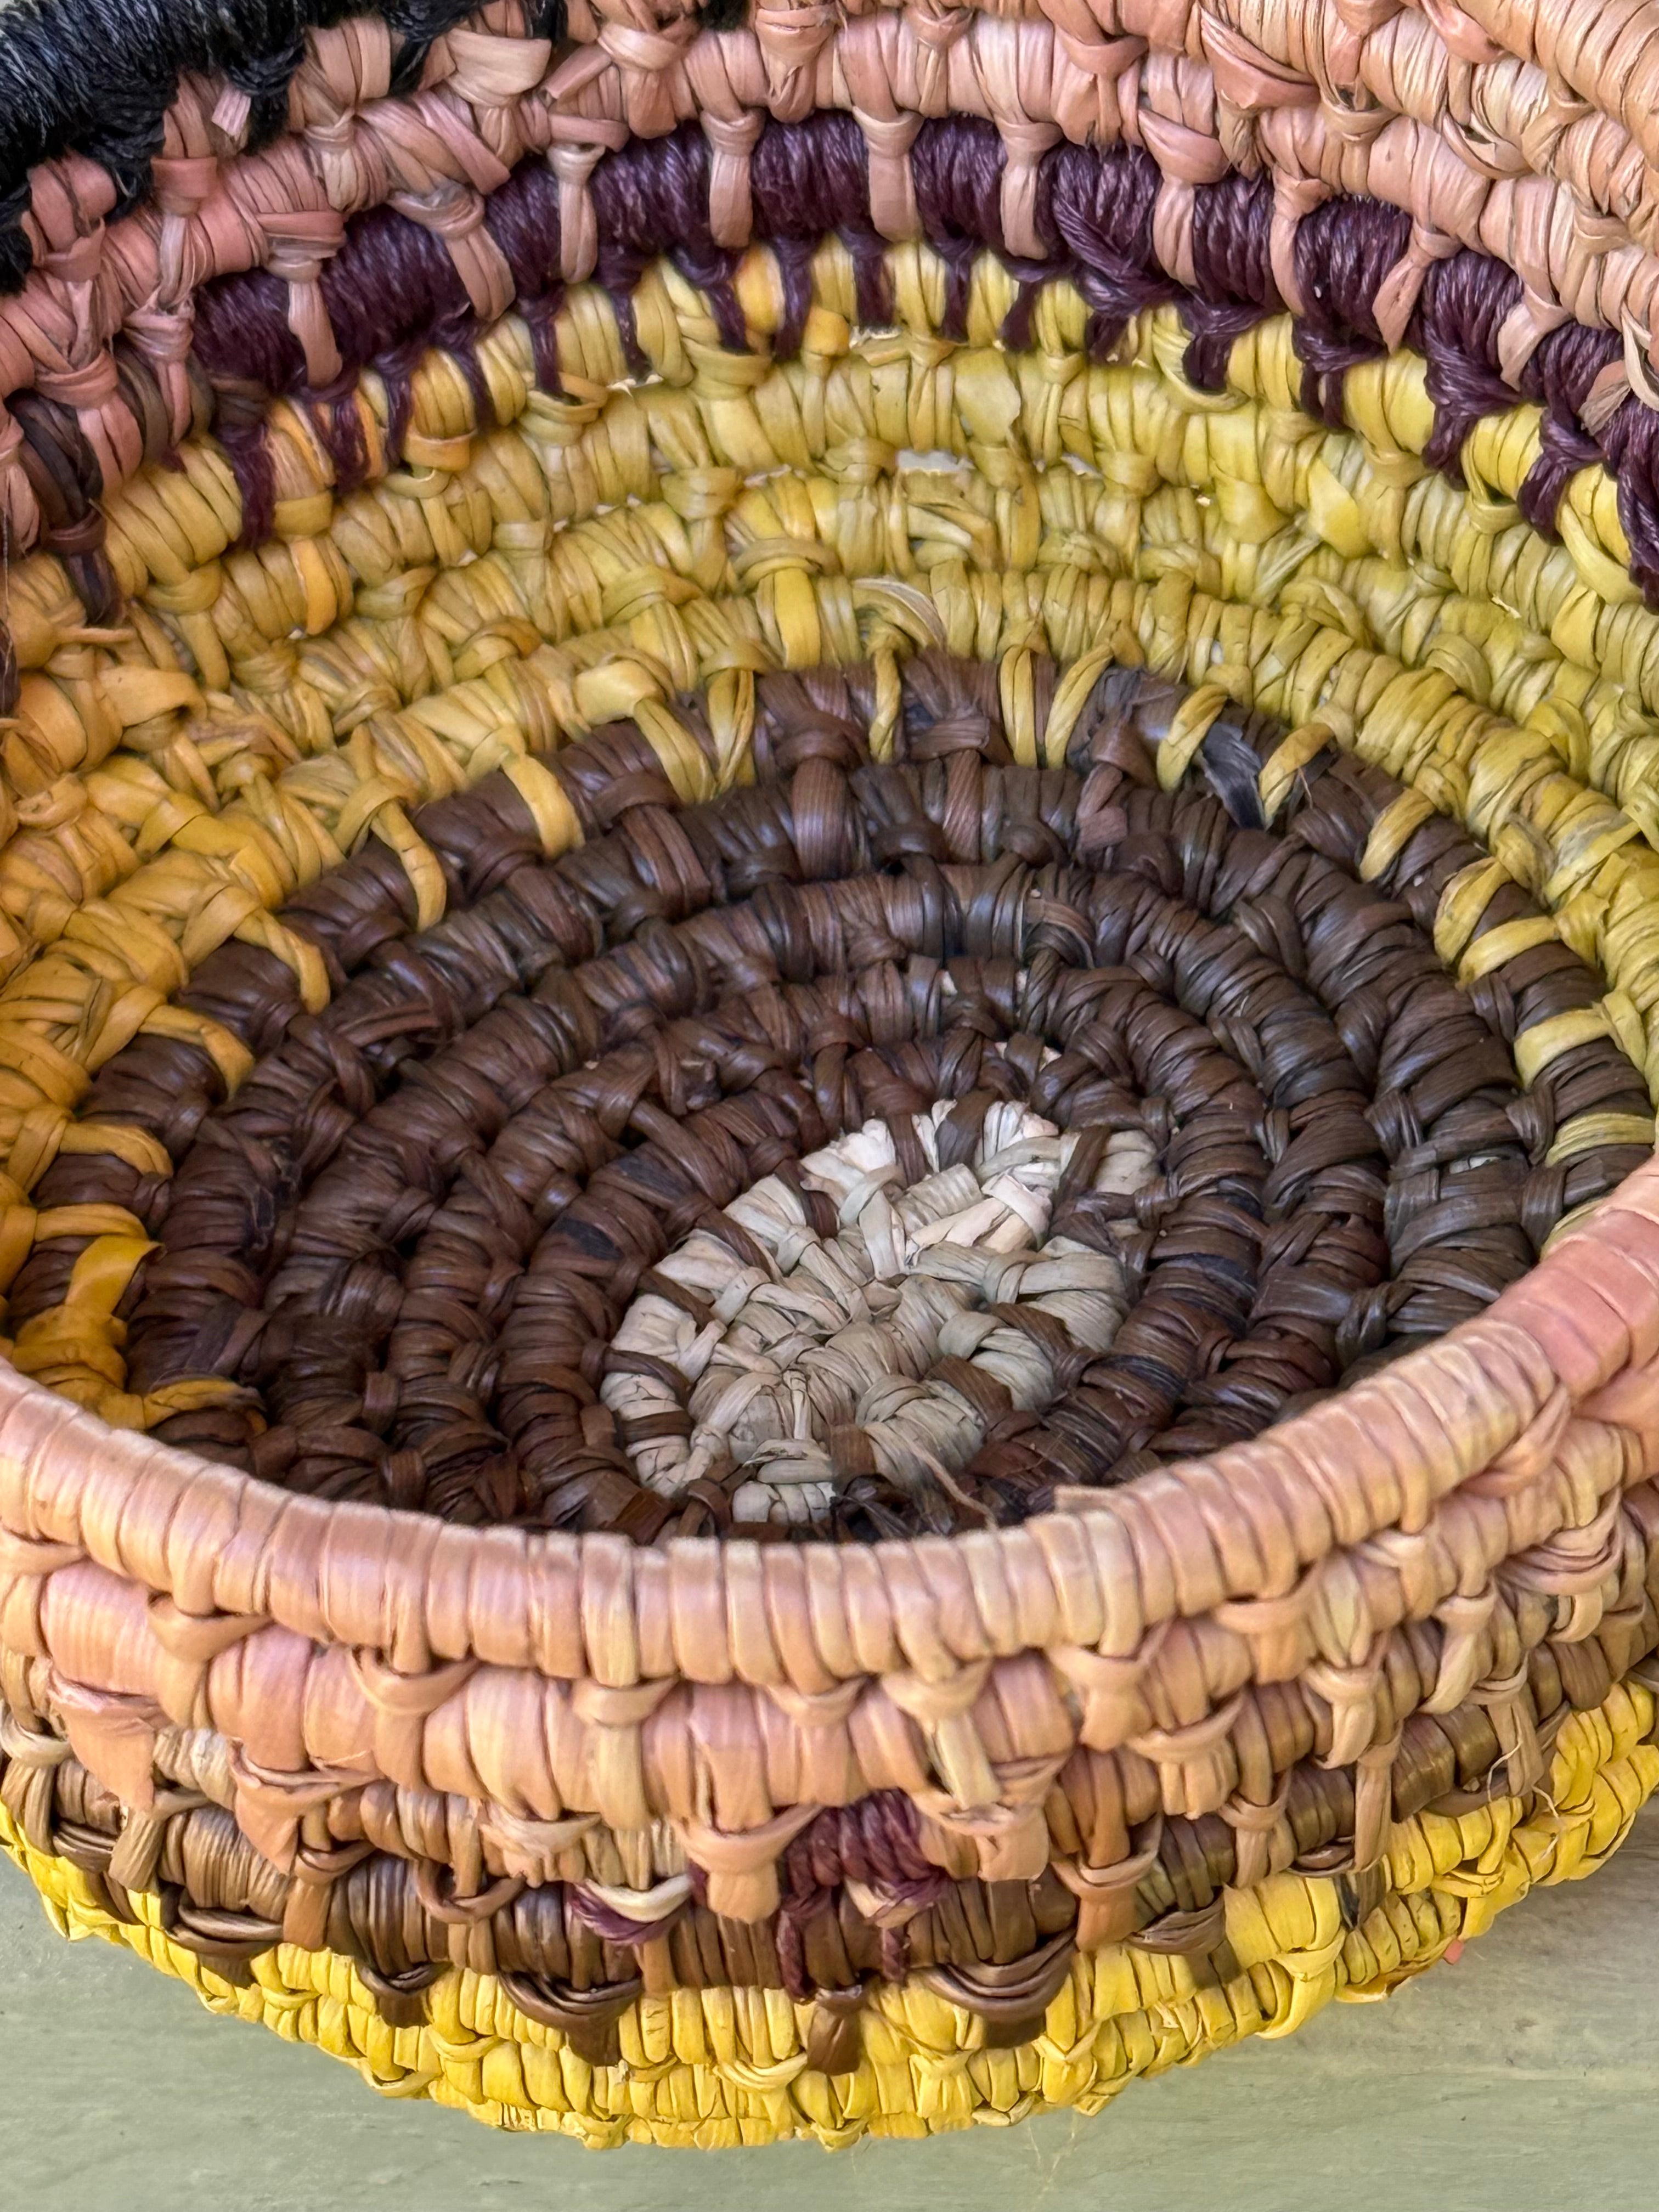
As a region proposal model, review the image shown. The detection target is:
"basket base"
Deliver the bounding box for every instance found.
[5,1678,1654,2149]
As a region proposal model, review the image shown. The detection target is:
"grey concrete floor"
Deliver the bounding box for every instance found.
[0,1819,1654,2212]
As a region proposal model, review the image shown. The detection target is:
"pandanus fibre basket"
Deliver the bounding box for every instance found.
[4,0,1659,2152]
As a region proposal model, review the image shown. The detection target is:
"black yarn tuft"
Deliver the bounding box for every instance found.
[228,27,315,153]
[0,0,484,280]
[386,0,472,93]
[0,181,31,293]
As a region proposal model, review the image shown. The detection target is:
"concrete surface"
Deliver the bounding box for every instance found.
[1,1817,1655,2212]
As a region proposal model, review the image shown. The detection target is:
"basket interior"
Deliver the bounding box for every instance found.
[0,120,1655,1540]
[9,642,1646,1542]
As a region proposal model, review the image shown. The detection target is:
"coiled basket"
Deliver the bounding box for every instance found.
[2,0,1659,2152]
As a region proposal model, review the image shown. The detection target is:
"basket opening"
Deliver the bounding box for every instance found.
[11,649,1642,1542]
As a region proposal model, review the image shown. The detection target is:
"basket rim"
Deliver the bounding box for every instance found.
[3,1142,1652,1681]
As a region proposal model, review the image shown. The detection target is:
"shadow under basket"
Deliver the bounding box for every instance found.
[4,0,1659,2149]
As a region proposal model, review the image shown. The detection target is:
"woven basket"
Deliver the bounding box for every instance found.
[2,0,1659,2152]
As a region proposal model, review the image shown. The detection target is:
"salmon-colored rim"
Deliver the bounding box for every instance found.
[4,1154,1652,1698]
